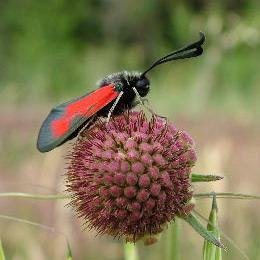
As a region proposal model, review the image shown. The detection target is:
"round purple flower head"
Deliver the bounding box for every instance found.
[66,111,197,244]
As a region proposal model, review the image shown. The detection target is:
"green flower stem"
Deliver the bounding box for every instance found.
[194,192,260,200]
[165,219,180,260]
[124,243,138,260]
[0,192,69,200]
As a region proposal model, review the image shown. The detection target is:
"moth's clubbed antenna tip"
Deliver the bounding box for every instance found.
[199,32,206,45]
[197,32,206,54]
[141,31,206,77]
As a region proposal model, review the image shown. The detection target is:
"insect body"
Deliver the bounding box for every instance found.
[37,32,205,152]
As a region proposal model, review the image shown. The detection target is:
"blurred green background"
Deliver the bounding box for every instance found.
[0,0,259,259]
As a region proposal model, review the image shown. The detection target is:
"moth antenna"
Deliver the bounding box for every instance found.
[141,32,205,77]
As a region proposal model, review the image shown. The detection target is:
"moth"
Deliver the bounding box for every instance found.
[37,32,205,152]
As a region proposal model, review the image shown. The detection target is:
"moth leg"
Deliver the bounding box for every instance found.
[132,87,145,106]
[132,87,166,118]
[107,91,124,122]
[78,116,97,138]
[143,99,167,119]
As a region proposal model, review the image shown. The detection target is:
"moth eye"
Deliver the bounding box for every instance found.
[136,78,149,89]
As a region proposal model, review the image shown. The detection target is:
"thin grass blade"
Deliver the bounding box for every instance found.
[0,238,6,260]
[66,241,73,260]
[203,194,222,260]
[191,174,223,183]
[183,212,224,249]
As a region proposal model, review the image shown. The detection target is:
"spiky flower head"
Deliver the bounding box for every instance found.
[66,111,196,244]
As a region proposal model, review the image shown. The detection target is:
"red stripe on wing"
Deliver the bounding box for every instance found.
[51,84,118,137]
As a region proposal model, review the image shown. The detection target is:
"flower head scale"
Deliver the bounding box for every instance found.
[66,111,196,243]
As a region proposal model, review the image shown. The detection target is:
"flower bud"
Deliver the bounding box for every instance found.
[66,111,196,242]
